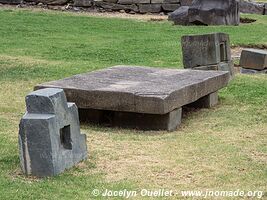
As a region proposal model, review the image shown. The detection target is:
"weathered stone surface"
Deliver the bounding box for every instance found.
[117,0,149,4]
[240,49,267,70]
[19,88,87,177]
[35,66,230,115]
[168,6,189,25]
[0,0,21,4]
[265,3,267,15]
[239,0,264,15]
[95,1,138,11]
[74,0,92,7]
[182,33,231,68]
[169,0,240,26]
[79,108,182,131]
[162,3,180,12]
[138,4,162,13]
[180,0,192,6]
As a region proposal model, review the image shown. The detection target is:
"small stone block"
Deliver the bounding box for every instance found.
[182,33,231,69]
[240,67,267,74]
[240,49,267,70]
[19,88,87,177]
[138,4,162,13]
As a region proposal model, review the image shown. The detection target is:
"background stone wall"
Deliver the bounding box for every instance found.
[0,0,266,15]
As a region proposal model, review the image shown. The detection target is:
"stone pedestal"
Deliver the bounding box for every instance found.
[19,88,87,177]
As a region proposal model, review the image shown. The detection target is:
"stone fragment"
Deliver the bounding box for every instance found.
[240,49,267,70]
[162,3,180,12]
[181,33,231,68]
[19,88,87,177]
[240,68,267,74]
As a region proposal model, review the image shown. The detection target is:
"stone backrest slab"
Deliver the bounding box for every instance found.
[35,66,230,114]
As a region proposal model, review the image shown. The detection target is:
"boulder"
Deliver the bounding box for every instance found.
[239,0,264,15]
[169,0,240,26]
[168,6,190,25]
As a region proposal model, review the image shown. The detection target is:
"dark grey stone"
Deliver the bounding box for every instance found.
[35,66,230,115]
[103,0,118,3]
[168,6,189,25]
[19,88,87,177]
[240,49,267,70]
[239,0,264,15]
[79,108,182,131]
[74,0,92,7]
[27,0,69,5]
[182,33,231,68]
[162,3,180,12]
[95,1,138,11]
[138,4,162,13]
[169,0,240,26]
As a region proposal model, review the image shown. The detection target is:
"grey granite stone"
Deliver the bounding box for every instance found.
[163,0,179,3]
[79,108,182,131]
[19,88,87,177]
[240,49,267,70]
[169,0,239,26]
[182,33,231,68]
[35,66,230,115]
[95,1,138,11]
[179,0,192,6]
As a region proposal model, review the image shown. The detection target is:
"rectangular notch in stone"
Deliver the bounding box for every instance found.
[220,42,227,62]
[60,125,72,150]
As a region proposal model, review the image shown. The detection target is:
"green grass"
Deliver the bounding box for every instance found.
[0,8,266,200]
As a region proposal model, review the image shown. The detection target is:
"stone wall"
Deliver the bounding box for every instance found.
[1,0,267,15]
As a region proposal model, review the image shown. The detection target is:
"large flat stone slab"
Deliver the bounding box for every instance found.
[35,66,230,115]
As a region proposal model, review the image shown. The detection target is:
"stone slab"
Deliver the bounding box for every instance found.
[35,66,230,115]
[182,33,231,68]
[95,1,138,11]
[79,108,182,131]
[19,88,87,177]
[0,0,21,4]
[239,49,267,70]
[74,0,93,7]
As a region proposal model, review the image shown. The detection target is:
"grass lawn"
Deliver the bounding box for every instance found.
[0,7,266,199]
